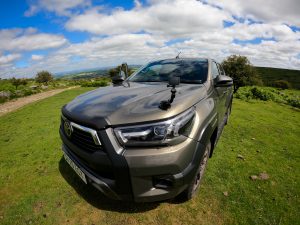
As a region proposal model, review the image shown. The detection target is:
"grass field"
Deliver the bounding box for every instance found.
[0,87,299,225]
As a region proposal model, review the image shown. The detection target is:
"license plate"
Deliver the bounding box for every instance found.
[64,153,87,184]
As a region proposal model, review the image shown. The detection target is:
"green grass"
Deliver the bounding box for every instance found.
[256,67,300,89]
[0,87,299,225]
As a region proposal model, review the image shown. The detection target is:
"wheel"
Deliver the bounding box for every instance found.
[180,141,211,201]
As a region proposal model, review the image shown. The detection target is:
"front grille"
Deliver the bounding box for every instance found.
[61,117,103,153]
[71,127,102,152]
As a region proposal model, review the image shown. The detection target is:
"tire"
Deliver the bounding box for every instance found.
[180,141,211,201]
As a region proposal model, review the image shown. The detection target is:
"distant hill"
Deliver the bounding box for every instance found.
[54,65,300,89]
[56,69,109,80]
[55,65,141,80]
[256,67,300,89]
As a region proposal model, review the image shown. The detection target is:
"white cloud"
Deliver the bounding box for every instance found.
[206,0,300,26]
[42,33,174,71]
[0,28,67,52]
[1,0,300,78]
[0,33,177,78]
[25,0,91,16]
[65,0,230,38]
[224,23,300,41]
[62,0,300,70]
[0,54,21,65]
[31,54,44,61]
[225,41,300,69]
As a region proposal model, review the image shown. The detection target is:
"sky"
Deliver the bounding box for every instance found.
[0,0,300,79]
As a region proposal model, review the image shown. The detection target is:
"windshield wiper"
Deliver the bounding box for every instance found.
[130,80,167,83]
[180,79,203,84]
[130,79,203,84]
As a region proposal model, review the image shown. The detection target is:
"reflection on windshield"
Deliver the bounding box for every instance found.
[129,59,208,84]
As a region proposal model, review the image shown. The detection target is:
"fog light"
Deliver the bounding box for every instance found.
[153,175,174,189]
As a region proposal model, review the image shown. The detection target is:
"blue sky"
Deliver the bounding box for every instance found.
[0,1,137,34]
[0,1,136,58]
[0,0,299,78]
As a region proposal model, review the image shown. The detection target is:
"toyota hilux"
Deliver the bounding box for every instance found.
[59,58,233,202]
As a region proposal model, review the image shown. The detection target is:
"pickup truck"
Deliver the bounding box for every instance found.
[59,58,233,202]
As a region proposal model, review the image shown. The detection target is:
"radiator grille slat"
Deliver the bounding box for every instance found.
[61,118,103,153]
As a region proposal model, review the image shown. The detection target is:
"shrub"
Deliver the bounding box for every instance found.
[272,80,291,89]
[0,82,15,92]
[235,87,254,100]
[235,86,300,108]
[15,90,24,97]
[0,91,11,103]
[250,87,276,101]
[11,78,28,89]
[23,88,34,96]
[286,98,300,108]
[35,71,53,84]
[81,79,109,87]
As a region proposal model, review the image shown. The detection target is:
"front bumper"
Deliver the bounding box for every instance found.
[62,145,120,200]
[60,126,206,202]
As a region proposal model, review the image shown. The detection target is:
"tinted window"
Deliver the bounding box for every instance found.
[129,59,208,84]
[211,62,220,79]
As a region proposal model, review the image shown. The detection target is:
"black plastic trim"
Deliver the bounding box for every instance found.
[98,130,133,198]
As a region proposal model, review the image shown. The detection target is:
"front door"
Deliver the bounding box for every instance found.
[211,61,227,126]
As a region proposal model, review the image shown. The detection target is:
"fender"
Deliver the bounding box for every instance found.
[178,113,218,187]
[198,114,218,158]
[197,112,218,145]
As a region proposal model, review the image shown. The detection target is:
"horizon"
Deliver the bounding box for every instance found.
[56,64,300,78]
[2,61,300,80]
[0,0,300,79]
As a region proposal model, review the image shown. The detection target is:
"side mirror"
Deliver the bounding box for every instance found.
[168,76,180,87]
[120,63,129,79]
[112,74,125,85]
[215,75,233,87]
[112,63,128,86]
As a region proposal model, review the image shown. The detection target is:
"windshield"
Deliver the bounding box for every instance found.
[129,59,208,84]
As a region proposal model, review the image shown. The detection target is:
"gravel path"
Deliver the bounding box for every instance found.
[0,87,76,117]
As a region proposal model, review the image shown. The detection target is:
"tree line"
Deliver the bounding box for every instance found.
[9,71,54,90]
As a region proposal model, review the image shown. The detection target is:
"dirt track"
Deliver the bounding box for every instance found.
[0,87,76,117]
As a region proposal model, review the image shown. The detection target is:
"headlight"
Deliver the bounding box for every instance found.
[114,107,196,147]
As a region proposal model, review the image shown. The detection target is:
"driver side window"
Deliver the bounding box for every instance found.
[211,62,220,79]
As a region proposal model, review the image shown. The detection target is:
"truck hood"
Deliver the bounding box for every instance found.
[62,82,207,129]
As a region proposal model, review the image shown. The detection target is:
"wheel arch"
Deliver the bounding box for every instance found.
[197,114,218,158]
